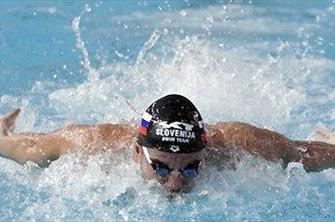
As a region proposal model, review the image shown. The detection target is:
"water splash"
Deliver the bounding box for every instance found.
[2,146,334,221]
[136,28,168,65]
[72,4,99,83]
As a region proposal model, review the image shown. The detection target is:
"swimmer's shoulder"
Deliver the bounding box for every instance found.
[96,123,137,136]
[53,123,137,152]
[204,122,248,167]
[206,121,286,140]
[96,123,138,148]
[206,121,251,143]
[204,121,244,154]
[206,121,288,149]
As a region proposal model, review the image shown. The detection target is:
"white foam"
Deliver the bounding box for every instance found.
[49,31,335,132]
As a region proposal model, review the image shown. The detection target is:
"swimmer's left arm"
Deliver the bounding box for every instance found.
[207,121,335,172]
[206,121,290,162]
[285,140,335,172]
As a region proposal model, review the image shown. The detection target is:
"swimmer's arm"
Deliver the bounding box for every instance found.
[0,123,137,166]
[207,121,335,172]
[207,122,290,163]
[286,140,335,172]
[0,133,72,166]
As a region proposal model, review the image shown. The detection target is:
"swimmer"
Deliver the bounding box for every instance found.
[1,94,335,195]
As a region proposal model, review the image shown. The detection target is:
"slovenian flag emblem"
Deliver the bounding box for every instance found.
[140,112,152,136]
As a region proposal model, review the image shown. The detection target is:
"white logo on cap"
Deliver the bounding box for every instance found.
[170,145,180,152]
[158,121,193,131]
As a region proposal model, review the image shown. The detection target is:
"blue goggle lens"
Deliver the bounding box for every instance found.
[151,161,200,178]
[155,166,171,177]
[180,167,198,177]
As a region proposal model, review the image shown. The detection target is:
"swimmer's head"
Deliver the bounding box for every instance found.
[137,94,207,153]
[135,94,207,195]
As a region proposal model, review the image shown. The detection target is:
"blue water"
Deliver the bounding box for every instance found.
[1,0,335,221]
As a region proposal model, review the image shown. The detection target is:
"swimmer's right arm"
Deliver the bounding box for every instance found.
[0,132,72,166]
[0,109,136,166]
[0,124,137,166]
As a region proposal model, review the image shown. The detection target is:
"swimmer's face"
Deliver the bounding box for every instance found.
[135,144,204,195]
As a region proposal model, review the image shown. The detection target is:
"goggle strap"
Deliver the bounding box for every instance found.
[142,146,152,164]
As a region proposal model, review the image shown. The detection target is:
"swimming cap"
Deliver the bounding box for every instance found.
[137,94,207,153]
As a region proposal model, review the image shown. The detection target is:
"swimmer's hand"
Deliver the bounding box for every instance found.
[313,126,335,145]
[0,108,21,136]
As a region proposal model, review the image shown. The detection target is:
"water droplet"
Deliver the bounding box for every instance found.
[206,16,214,23]
[48,7,57,14]
[179,10,187,17]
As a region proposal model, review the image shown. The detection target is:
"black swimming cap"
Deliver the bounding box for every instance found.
[137,94,207,153]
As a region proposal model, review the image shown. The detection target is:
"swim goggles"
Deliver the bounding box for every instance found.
[142,146,201,178]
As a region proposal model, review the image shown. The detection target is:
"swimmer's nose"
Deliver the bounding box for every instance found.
[165,172,184,192]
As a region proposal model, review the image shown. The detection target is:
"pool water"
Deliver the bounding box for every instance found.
[0,1,335,220]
